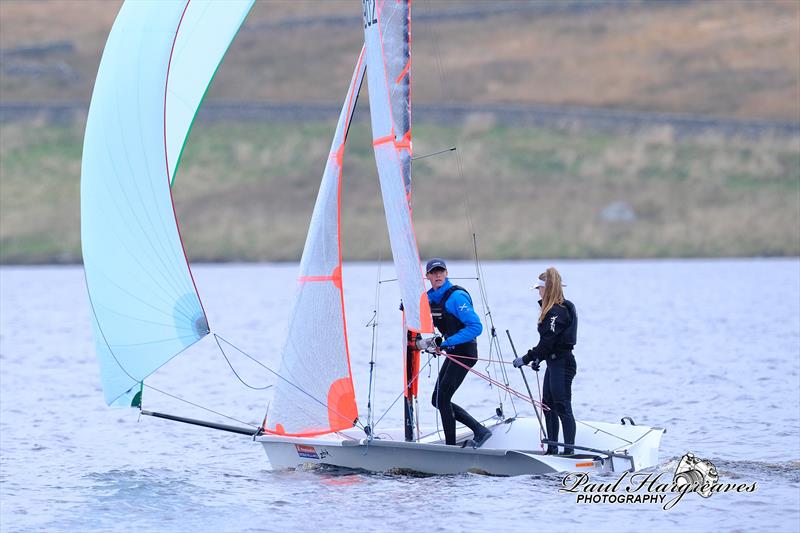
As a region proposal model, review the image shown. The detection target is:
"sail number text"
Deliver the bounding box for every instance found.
[362,0,377,28]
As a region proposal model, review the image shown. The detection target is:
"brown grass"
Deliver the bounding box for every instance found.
[3,119,797,263]
[1,1,798,120]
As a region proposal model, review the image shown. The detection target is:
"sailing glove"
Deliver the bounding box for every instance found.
[416,336,443,352]
[513,357,525,368]
[523,349,542,371]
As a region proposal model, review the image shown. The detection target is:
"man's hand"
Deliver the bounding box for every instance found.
[415,336,443,353]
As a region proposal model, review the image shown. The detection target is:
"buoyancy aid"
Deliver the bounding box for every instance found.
[430,285,475,344]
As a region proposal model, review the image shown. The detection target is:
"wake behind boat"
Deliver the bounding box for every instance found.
[81,0,665,478]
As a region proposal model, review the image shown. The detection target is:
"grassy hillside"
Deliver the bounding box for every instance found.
[1,0,798,120]
[2,118,797,263]
[0,0,798,263]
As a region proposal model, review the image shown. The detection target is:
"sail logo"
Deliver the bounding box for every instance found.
[295,444,320,459]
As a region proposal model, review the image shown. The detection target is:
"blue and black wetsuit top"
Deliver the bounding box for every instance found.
[427,279,483,349]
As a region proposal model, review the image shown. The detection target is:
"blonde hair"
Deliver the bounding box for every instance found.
[538,267,565,323]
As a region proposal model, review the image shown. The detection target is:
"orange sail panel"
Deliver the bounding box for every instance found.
[264,47,366,437]
[364,0,432,333]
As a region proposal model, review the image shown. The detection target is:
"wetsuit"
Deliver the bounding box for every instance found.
[522,300,578,454]
[427,279,485,445]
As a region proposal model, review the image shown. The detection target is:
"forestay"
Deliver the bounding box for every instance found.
[363,0,433,333]
[263,48,367,437]
[81,0,253,407]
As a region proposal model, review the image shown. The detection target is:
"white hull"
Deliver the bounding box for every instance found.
[256,417,665,476]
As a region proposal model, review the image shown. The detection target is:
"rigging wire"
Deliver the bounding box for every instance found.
[365,256,384,435]
[140,333,366,434]
[214,334,366,432]
[473,233,517,418]
[439,350,548,410]
[143,383,260,430]
[424,0,517,419]
[371,348,545,435]
[371,354,436,432]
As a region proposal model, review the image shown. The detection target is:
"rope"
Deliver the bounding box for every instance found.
[214,334,365,432]
[143,383,260,429]
[372,355,437,431]
[441,351,529,366]
[439,350,549,411]
[212,334,273,390]
[365,257,383,434]
[424,4,516,419]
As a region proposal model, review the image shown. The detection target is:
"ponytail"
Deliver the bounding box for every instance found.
[538,267,565,323]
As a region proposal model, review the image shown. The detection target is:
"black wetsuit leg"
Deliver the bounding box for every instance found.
[541,368,558,453]
[541,353,577,453]
[431,342,482,445]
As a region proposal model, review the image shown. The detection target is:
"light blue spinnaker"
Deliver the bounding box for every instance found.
[81,0,254,407]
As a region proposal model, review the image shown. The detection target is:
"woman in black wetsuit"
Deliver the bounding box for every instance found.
[513,267,578,455]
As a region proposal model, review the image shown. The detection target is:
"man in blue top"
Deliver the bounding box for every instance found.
[425,258,492,448]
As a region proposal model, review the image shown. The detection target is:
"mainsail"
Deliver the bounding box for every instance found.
[363,0,432,333]
[264,48,366,437]
[81,0,253,407]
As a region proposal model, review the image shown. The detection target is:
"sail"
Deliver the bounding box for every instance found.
[264,47,366,437]
[81,0,253,407]
[363,0,433,333]
[165,0,255,183]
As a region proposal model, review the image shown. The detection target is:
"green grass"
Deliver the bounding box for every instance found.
[1,120,798,264]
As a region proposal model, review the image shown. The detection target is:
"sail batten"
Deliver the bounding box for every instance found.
[82,0,254,407]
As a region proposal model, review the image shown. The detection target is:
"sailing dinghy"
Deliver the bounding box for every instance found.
[82,0,665,476]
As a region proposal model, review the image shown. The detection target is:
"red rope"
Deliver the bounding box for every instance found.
[438,350,549,412]
[442,352,522,365]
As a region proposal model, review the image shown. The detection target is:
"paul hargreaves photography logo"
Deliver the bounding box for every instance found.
[560,452,757,510]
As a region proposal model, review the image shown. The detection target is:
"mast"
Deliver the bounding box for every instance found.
[400,0,417,444]
[403,316,421,441]
[363,0,429,442]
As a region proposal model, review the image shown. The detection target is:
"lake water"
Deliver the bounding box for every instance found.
[1,259,798,532]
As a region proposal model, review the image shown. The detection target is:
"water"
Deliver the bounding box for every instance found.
[1,259,798,532]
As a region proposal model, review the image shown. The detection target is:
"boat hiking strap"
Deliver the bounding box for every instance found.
[541,439,636,471]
